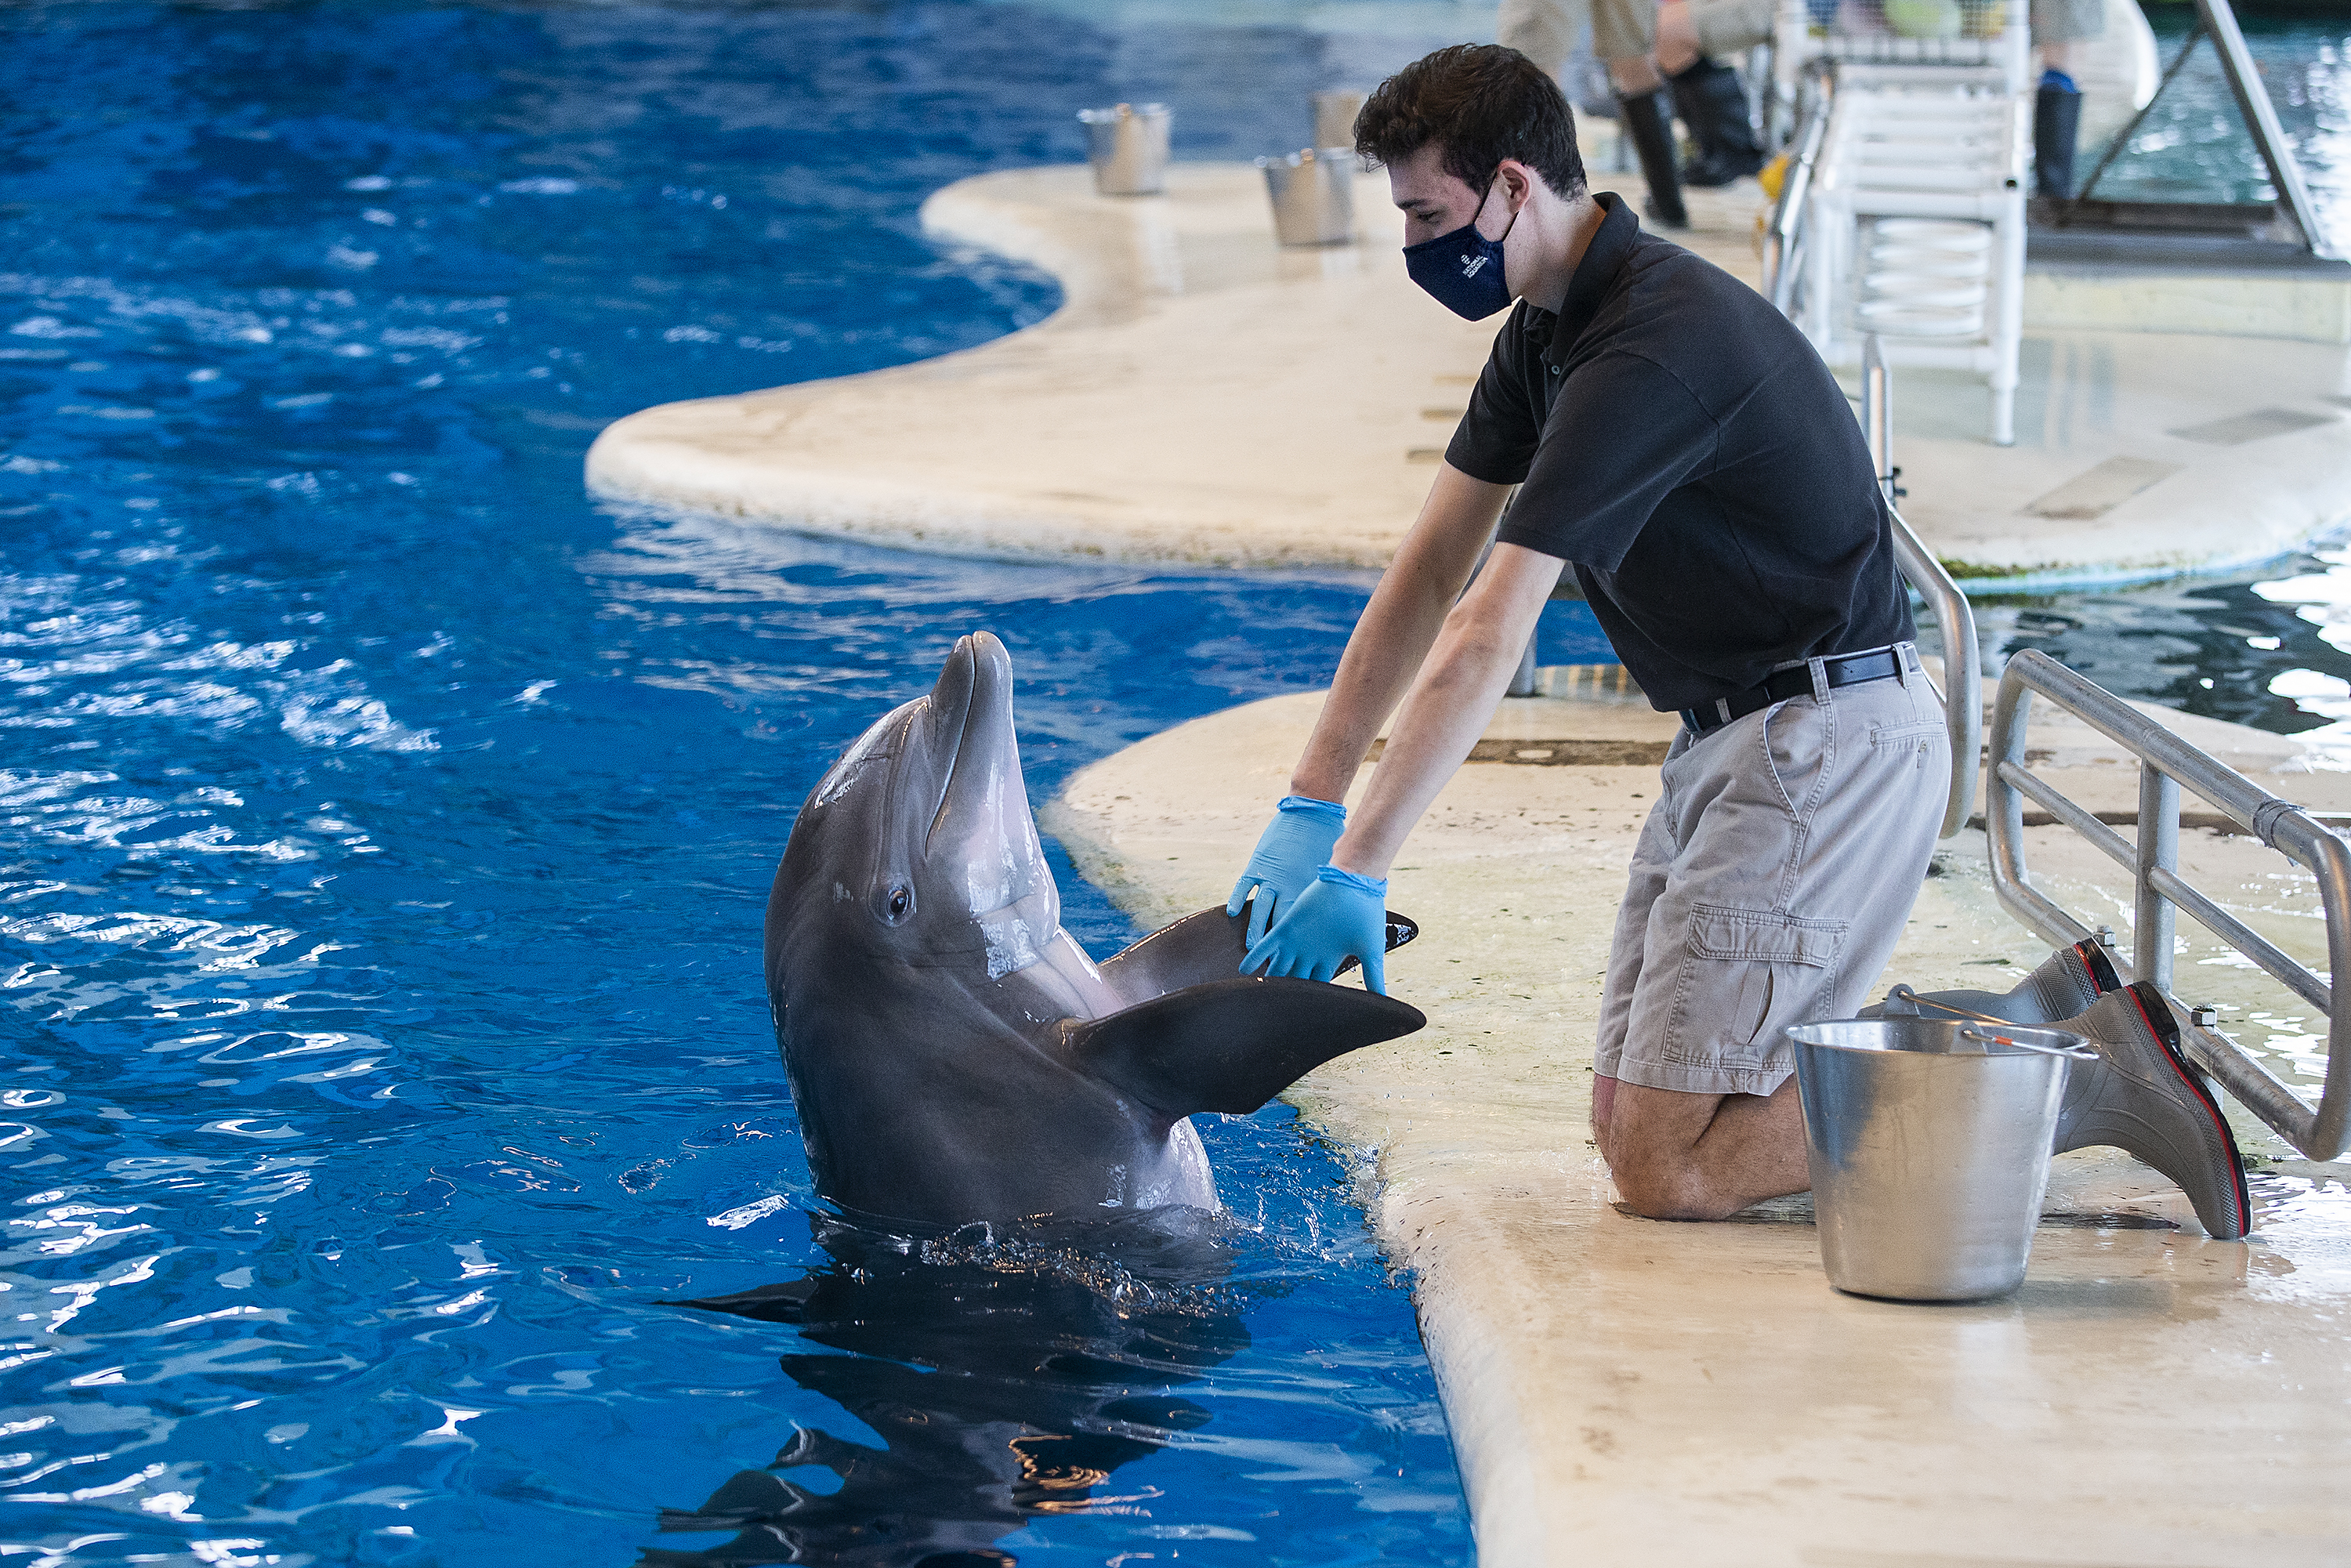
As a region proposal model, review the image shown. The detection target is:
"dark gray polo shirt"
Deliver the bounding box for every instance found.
[1444,193,1913,715]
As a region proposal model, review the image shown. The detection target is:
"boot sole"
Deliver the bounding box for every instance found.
[2122,981,2251,1239]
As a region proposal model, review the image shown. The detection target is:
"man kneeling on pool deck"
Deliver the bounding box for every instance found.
[1225,44,1951,1222]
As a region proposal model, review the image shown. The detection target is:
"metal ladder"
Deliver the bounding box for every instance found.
[1988,650,2351,1161]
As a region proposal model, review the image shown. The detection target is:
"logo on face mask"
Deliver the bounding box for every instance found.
[1458,254,1488,277]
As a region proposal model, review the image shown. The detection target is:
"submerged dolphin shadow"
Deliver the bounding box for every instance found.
[645,1211,1253,1567]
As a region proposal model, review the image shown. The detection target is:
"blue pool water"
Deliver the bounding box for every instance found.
[18,1,2346,1560]
[0,2,1609,1562]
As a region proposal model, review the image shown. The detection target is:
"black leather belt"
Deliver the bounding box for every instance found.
[1680,648,1907,735]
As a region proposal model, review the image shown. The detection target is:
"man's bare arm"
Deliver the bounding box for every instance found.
[1288,463,1513,803]
[1330,541,1564,878]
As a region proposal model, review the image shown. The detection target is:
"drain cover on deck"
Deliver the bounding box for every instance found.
[2023,455,2183,520]
[2168,406,2336,446]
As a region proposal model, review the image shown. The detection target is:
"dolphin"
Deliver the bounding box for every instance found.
[764,630,1424,1232]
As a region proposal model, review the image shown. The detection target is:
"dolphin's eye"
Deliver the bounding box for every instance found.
[883,885,912,923]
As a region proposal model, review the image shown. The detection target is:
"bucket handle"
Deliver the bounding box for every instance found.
[1957,1023,2099,1063]
[1885,983,2012,1027]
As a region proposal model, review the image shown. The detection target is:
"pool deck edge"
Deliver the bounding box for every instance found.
[1039,681,2351,1566]
[587,160,2351,585]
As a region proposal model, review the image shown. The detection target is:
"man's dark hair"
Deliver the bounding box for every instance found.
[1354,44,1587,201]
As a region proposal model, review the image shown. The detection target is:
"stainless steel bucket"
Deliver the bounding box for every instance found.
[1311,89,1366,154]
[1787,1017,2096,1302]
[1258,148,1354,246]
[1077,103,1170,196]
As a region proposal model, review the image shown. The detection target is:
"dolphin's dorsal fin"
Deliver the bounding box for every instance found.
[1098,905,1421,1006]
[1065,977,1425,1120]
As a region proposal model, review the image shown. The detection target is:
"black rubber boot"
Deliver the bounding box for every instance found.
[2034,80,2083,201]
[1668,60,1765,188]
[1615,89,1687,229]
[1861,937,2121,1027]
[2050,983,2253,1241]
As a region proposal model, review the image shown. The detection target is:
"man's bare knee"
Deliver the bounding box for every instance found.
[1654,2,1701,75]
[1602,1079,1807,1219]
[1610,1155,1749,1221]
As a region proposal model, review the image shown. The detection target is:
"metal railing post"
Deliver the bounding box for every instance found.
[1888,509,1980,841]
[2133,762,2181,990]
[1764,60,1835,313]
[1862,334,1893,496]
[1508,632,1538,697]
[1854,334,1978,841]
[2197,0,2327,255]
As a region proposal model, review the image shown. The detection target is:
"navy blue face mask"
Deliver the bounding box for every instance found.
[1402,176,1520,320]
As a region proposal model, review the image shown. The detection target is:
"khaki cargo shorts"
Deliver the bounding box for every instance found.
[1592,650,1950,1099]
[1501,0,1775,67]
[2032,0,2107,45]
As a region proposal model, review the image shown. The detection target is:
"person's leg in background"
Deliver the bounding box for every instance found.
[1655,0,1770,187]
[1589,0,1691,226]
[1498,0,1702,226]
[2032,0,2107,200]
[1496,0,1583,80]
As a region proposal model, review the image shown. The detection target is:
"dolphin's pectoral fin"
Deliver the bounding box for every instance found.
[661,1275,821,1324]
[1346,910,1420,980]
[1097,907,1250,1004]
[1068,976,1425,1118]
[660,1468,822,1530]
[1100,905,1421,1005]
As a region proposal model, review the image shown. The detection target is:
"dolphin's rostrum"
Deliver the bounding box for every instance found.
[765,631,1425,1230]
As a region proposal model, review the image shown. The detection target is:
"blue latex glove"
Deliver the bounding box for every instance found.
[1242,864,1389,994]
[1226,795,1346,947]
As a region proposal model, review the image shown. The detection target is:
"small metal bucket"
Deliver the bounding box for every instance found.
[1257,148,1354,246]
[1788,1017,2096,1302]
[1310,89,1366,154]
[1078,103,1170,196]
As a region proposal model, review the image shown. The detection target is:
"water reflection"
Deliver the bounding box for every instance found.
[648,1211,1251,1567]
[2083,16,2351,254]
[1978,540,2351,747]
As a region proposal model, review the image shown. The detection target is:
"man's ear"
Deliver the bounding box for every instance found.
[1498,157,1538,212]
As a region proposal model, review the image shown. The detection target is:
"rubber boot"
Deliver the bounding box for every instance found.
[2034,71,2083,201]
[2049,983,2253,1240]
[1861,937,2120,1026]
[1668,60,1766,188]
[1615,89,1688,229]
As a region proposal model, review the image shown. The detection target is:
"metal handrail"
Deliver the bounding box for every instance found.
[1988,648,2351,1160]
[1887,511,1978,842]
[1763,60,1835,313]
[1859,335,1980,841]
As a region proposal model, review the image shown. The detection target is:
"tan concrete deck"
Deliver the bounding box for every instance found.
[587,143,2351,587]
[1041,674,2351,1566]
